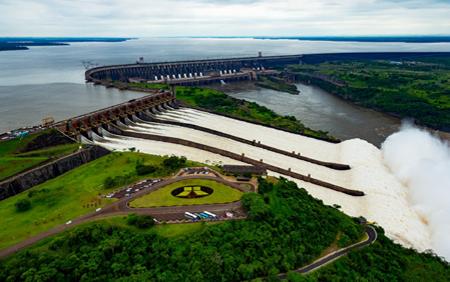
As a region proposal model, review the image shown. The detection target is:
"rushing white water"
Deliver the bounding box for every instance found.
[97,132,244,167]
[382,123,450,260]
[90,108,439,255]
[157,108,341,162]
[125,121,351,186]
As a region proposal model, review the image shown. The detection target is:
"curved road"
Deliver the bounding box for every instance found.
[0,175,245,259]
[278,226,377,278]
[0,174,377,278]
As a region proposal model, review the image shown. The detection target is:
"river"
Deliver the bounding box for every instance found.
[1,37,449,144]
[223,82,401,146]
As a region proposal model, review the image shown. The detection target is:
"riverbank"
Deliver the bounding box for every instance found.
[286,57,450,132]
[128,83,337,142]
[255,76,299,95]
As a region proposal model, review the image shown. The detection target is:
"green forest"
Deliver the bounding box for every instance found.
[1,178,448,281]
[288,58,450,131]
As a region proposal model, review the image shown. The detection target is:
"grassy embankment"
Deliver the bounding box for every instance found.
[129,82,336,142]
[129,178,243,207]
[256,75,300,94]
[0,178,371,281]
[0,152,204,250]
[288,58,450,131]
[0,131,79,181]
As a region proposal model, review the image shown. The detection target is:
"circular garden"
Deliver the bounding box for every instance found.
[129,179,243,208]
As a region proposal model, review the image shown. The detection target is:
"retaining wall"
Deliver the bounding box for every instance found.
[0,145,110,200]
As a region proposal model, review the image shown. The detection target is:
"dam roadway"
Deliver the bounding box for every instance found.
[85,53,303,85]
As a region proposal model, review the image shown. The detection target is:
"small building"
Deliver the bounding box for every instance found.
[222,165,267,176]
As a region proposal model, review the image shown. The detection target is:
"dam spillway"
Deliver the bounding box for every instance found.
[86,106,433,253]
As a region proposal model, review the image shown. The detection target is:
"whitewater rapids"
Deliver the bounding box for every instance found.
[91,107,434,253]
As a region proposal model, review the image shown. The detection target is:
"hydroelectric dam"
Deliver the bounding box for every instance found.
[51,53,372,197]
[85,53,303,86]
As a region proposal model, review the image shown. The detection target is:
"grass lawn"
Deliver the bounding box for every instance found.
[0,152,201,250]
[129,179,243,208]
[0,133,80,181]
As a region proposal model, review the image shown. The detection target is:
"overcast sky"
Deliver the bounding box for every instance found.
[0,0,449,37]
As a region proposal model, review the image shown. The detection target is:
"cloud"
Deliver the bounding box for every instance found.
[0,0,448,36]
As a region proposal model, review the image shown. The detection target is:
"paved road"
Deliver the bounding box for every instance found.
[0,175,245,259]
[0,173,377,279]
[277,226,378,278]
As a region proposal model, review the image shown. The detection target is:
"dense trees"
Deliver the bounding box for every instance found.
[291,227,450,281]
[289,59,450,131]
[135,163,158,175]
[1,178,448,281]
[0,178,364,281]
[162,155,187,170]
[126,214,155,229]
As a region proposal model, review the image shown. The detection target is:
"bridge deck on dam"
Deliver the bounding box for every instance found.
[85,54,303,84]
[53,90,175,136]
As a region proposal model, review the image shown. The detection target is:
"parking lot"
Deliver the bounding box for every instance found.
[104,178,163,199]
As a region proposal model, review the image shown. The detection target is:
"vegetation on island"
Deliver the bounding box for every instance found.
[129,83,335,142]
[256,75,300,95]
[0,178,366,281]
[287,57,450,131]
[0,130,79,181]
[129,178,243,207]
[0,152,201,250]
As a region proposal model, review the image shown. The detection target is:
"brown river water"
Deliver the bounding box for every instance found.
[220,82,449,147]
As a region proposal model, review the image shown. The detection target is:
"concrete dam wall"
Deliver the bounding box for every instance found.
[85,54,303,85]
[0,145,110,200]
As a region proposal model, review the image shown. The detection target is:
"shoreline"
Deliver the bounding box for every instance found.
[217,80,450,145]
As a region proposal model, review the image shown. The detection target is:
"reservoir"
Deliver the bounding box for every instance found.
[1,37,449,144]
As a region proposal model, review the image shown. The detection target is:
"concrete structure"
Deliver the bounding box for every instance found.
[222,165,267,176]
[85,54,303,86]
[54,90,175,138]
